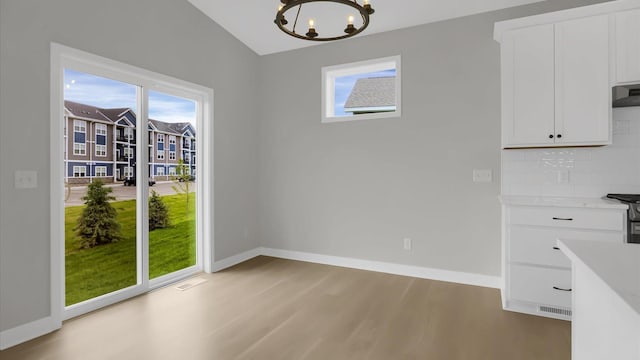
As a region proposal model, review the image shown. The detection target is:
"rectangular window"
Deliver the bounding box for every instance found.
[322,55,401,123]
[184,138,190,148]
[184,153,190,162]
[95,144,107,157]
[123,166,134,177]
[169,151,176,160]
[157,134,164,143]
[73,143,86,155]
[168,167,176,176]
[169,136,176,145]
[157,149,164,160]
[156,167,165,176]
[95,166,107,177]
[73,166,86,177]
[74,120,86,133]
[124,127,134,140]
[96,124,107,136]
[124,147,133,158]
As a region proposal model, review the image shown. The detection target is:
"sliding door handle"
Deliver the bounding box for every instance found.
[553,286,572,292]
[552,217,573,221]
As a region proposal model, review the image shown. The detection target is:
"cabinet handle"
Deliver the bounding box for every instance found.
[552,217,573,221]
[556,134,562,138]
[553,286,572,292]
[549,134,554,139]
[552,246,560,250]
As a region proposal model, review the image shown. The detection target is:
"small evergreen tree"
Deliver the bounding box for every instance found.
[75,180,121,248]
[149,190,170,230]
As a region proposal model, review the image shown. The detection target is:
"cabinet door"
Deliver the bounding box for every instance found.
[615,9,640,83]
[555,15,610,145]
[502,24,555,148]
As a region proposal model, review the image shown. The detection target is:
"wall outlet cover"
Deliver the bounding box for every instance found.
[473,169,493,183]
[15,170,38,189]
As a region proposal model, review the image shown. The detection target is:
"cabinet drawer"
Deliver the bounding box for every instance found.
[508,207,623,231]
[509,265,571,308]
[509,226,623,268]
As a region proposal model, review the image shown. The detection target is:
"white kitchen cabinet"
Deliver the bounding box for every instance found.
[501,197,627,320]
[498,15,611,148]
[615,8,640,83]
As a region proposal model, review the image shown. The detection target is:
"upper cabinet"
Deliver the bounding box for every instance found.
[615,9,640,84]
[498,15,610,148]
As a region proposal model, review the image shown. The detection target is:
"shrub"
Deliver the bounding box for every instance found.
[149,190,170,230]
[75,180,121,248]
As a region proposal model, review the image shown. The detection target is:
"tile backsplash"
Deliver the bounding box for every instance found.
[502,107,640,197]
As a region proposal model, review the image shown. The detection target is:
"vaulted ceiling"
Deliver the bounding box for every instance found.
[187,0,545,55]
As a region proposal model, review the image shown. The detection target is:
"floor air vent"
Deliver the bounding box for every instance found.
[175,277,207,291]
[539,305,572,317]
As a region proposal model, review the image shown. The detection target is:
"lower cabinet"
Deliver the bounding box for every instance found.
[502,204,626,320]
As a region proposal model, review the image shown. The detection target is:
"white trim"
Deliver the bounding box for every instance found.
[260,247,501,289]
[321,55,402,124]
[210,248,263,272]
[0,316,58,350]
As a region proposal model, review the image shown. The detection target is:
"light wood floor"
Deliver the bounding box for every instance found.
[0,256,570,359]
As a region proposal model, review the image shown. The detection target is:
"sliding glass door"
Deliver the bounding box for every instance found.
[57,53,207,319]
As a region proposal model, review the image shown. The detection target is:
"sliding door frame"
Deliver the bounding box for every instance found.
[50,43,213,325]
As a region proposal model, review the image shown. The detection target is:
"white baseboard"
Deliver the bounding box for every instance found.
[1,247,499,350]
[209,247,262,272]
[0,316,59,350]
[260,247,501,289]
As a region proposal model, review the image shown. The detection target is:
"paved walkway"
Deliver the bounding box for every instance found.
[64,181,195,207]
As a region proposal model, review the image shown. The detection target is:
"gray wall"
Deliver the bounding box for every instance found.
[0,0,260,331]
[257,0,609,276]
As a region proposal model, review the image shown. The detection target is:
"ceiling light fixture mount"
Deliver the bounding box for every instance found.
[275,0,375,42]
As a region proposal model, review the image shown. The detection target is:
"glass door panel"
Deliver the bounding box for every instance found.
[63,69,140,306]
[148,91,197,279]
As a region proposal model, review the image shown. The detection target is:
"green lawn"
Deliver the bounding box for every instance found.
[65,193,196,306]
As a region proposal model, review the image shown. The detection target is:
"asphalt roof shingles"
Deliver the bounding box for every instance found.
[344,76,396,110]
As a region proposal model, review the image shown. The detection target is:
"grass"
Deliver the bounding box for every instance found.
[65,193,196,306]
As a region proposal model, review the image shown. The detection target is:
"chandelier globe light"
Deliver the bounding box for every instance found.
[275,0,375,42]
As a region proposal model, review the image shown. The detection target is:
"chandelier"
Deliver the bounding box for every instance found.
[275,0,375,42]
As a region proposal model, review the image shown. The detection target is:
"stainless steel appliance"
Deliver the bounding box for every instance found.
[606,194,640,244]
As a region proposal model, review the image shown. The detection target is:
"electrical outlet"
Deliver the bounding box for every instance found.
[15,170,38,189]
[403,238,412,250]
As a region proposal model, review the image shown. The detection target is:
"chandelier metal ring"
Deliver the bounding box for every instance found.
[275,0,374,42]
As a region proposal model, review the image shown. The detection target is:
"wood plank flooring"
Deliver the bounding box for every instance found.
[0,256,570,359]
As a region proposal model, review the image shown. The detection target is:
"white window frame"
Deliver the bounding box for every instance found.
[96,123,107,136]
[51,43,214,327]
[73,120,86,133]
[124,147,133,159]
[321,55,401,124]
[156,166,165,176]
[168,167,176,176]
[95,166,107,177]
[73,166,86,177]
[169,151,176,160]
[157,149,165,160]
[124,127,134,140]
[157,134,165,144]
[169,136,176,145]
[123,166,134,177]
[73,143,86,155]
[95,144,107,157]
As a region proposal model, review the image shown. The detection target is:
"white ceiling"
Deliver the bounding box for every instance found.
[187,0,545,55]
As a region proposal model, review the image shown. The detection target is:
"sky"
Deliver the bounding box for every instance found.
[64,68,196,127]
[334,68,396,116]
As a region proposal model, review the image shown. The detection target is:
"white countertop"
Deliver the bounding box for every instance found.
[558,239,640,315]
[500,195,629,210]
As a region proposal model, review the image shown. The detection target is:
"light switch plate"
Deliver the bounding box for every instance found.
[15,170,38,189]
[473,169,492,183]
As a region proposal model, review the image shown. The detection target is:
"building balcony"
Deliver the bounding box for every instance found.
[116,136,136,143]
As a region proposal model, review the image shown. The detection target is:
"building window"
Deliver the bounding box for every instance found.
[169,151,176,160]
[124,147,133,158]
[96,124,107,136]
[184,154,190,162]
[73,120,86,133]
[322,55,401,123]
[168,167,176,176]
[95,166,107,177]
[157,150,165,160]
[96,144,107,157]
[184,138,190,148]
[157,134,164,144]
[73,143,86,155]
[124,127,134,140]
[185,167,191,175]
[124,166,134,177]
[73,166,86,177]
[157,167,165,176]
[169,136,176,145]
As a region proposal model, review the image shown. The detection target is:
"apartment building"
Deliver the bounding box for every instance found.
[64,100,195,184]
